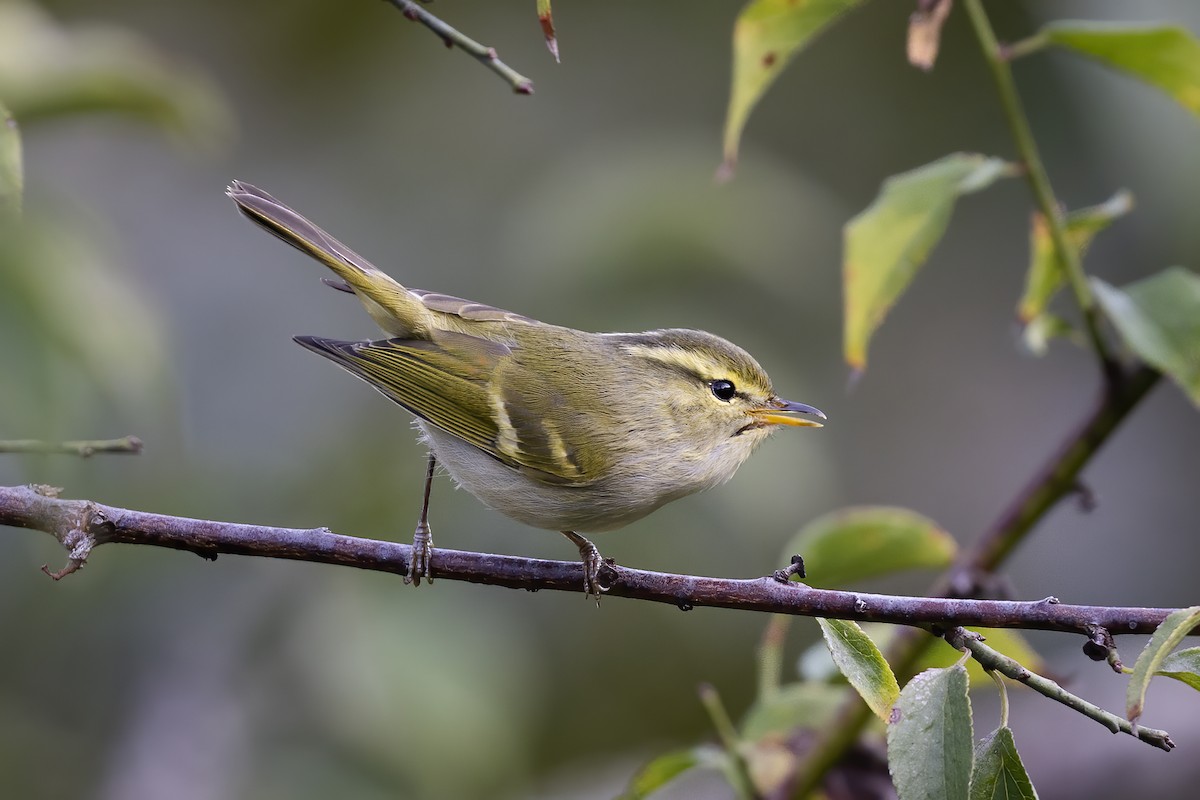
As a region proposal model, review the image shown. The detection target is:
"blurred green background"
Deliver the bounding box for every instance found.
[2,1,1199,797]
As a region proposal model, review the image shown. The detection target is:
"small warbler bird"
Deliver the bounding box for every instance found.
[227,181,825,598]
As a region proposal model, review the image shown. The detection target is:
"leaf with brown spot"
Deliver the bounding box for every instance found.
[720,0,862,180]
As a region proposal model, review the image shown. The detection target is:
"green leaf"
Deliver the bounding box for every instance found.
[888,666,973,800]
[0,101,21,219]
[1041,22,1200,118]
[1093,268,1200,406]
[741,681,846,741]
[1156,647,1200,692]
[0,2,232,149]
[721,0,862,178]
[817,618,900,722]
[621,746,725,800]
[844,153,1014,372]
[970,727,1039,800]
[1127,606,1200,723]
[1017,190,1133,347]
[782,506,957,588]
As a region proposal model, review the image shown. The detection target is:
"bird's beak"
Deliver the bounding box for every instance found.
[749,398,826,428]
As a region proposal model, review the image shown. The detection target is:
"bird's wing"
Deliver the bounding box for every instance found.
[295,330,595,486]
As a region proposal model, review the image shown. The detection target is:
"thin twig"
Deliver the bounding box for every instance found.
[0,483,1189,635]
[946,627,1175,752]
[382,0,534,95]
[962,0,1114,373]
[791,366,1161,795]
[0,436,143,457]
[698,683,761,800]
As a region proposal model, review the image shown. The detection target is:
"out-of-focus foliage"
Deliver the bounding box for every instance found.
[781,505,958,587]
[1094,268,1200,406]
[1038,21,1200,117]
[0,101,21,218]
[0,2,232,149]
[843,153,1014,372]
[1018,190,1132,354]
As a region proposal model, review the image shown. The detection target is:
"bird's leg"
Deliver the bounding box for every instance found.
[560,530,607,604]
[406,453,437,586]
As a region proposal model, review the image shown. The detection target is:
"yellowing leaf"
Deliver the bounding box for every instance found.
[1093,268,1200,406]
[1127,606,1200,724]
[782,506,957,588]
[818,618,900,722]
[1042,22,1200,117]
[844,153,1014,372]
[721,0,862,179]
[1017,190,1132,343]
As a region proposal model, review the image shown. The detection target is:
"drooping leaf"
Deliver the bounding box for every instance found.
[970,727,1038,800]
[1156,647,1200,693]
[0,101,21,219]
[1041,22,1200,118]
[818,618,900,722]
[887,666,973,800]
[1017,190,1133,350]
[907,0,954,72]
[621,746,725,800]
[720,0,862,179]
[844,153,1014,372]
[741,681,846,741]
[1127,606,1200,723]
[537,0,559,62]
[781,506,957,588]
[1093,268,1200,406]
[0,2,232,149]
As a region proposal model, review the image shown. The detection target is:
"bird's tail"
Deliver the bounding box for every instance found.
[226,180,432,337]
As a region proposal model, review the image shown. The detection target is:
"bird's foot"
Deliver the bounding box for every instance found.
[406,521,434,586]
[561,531,608,605]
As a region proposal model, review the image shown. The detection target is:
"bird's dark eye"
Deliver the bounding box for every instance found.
[710,379,736,401]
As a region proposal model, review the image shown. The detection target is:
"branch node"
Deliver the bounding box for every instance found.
[32,484,62,498]
[1071,480,1098,513]
[1038,595,1060,605]
[772,554,806,583]
[944,626,985,651]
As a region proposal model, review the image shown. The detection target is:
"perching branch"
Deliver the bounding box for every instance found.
[791,364,1162,795]
[383,0,535,95]
[1,483,1190,635]
[945,627,1175,752]
[0,435,143,457]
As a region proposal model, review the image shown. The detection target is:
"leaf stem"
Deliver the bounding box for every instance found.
[962,0,1114,372]
[698,683,760,800]
[949,627,1175,751]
